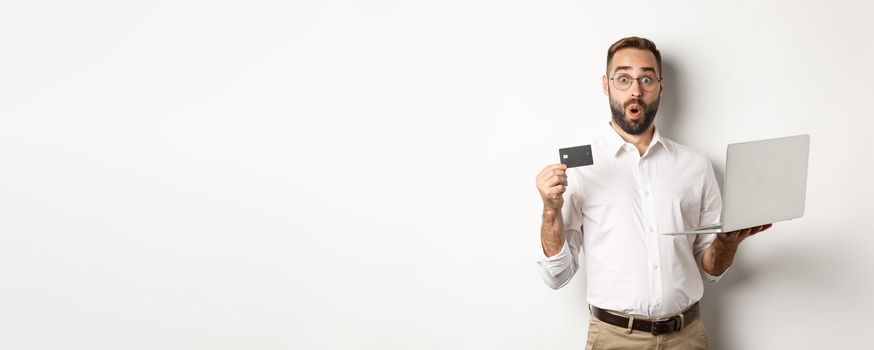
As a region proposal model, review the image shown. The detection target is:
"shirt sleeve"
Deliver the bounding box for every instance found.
[694,159,727,283]
[536,175,584,290]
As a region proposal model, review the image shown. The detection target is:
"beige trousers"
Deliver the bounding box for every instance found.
[585,316,708,350]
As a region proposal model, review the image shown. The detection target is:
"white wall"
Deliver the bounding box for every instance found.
[1,1,872,349]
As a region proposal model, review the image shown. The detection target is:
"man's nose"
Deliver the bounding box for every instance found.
[628,79,643,98]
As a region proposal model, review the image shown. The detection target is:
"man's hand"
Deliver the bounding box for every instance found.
[537,164,568,257]
[536,164,568,211]
[702,223,773,277]
[716,223,773,248]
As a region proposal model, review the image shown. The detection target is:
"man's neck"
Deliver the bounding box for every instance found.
[609,121,655,156]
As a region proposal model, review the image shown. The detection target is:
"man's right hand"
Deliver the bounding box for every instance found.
[536,164,568,211]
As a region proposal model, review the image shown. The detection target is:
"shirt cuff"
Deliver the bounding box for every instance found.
[538,241,571,277]
[698,255,727,283]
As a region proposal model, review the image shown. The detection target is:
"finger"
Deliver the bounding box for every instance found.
[749,224,770,236]
[538,169,568,187]
[536,165,557,181]
[537,176,566,194]
[544,163,568,174]
[543,163,565,171]
[723,229,745,240]
[550,168,568,180]
[537,164,567,182]
[543,174,568,187]
[752,225,766,234]
[727,229,746,237]
[536,169,548,183]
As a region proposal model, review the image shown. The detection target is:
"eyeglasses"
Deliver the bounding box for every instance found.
[609,74,662,92]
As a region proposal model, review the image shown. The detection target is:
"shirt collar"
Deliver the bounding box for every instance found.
[604,121,673,157]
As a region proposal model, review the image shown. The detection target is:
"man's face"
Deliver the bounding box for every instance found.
[602,48,663,135]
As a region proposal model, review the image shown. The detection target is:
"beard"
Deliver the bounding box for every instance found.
[609,92,659,135]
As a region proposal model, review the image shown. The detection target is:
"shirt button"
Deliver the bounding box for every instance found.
[649,227,654,233]
[652,264,659,271]
[643,190,650,197]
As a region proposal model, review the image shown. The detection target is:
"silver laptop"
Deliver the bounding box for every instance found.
[663,134,810,235]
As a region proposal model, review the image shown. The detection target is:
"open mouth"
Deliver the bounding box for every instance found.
[626,104,643,118]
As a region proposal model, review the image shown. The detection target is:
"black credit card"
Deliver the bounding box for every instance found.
[559,145,594,168]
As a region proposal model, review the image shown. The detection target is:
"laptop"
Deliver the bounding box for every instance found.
[663,134,810,235]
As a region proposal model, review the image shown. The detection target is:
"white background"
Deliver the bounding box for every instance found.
[1,1,872,349]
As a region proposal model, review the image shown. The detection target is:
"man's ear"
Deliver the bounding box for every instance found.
[602,75,609,96]
[658,79,664,99]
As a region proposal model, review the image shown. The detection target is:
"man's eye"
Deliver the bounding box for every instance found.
[640,77,654,84]
[617,76,630,83]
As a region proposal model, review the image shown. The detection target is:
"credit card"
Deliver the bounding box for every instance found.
[559,145,594,168]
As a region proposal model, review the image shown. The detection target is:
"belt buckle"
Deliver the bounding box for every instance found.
[650,316,681,336]
[649,319,665,336]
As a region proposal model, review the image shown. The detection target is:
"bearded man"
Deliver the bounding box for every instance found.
[535,37,771,349]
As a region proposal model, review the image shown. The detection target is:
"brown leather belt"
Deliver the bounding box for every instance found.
[591,302,699,336]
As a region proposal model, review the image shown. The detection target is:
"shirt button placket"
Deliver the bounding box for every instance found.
[640,157,662,314]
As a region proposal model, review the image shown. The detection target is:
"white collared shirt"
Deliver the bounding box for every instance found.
[537,122,724,318]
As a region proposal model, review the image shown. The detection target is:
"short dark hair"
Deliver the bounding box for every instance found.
[607,36,662,76]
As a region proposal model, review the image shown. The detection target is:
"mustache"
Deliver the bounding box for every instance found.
[624,98,644,109]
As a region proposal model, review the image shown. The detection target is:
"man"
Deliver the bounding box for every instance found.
[535,37,771,349]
